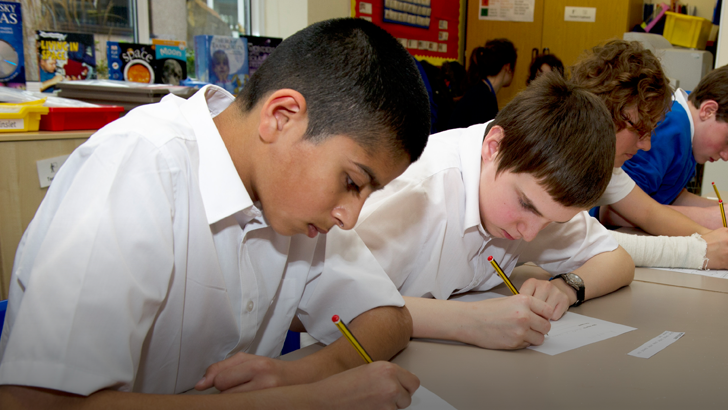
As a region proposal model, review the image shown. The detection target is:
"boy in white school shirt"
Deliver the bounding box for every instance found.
[321,74,635,350]
[0,19,431,408]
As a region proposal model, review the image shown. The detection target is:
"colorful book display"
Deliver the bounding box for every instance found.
[151,39,187,85]
[243,36,282,76]
[107,42,156,83]
[0,1,24,89]
[36,30,96,93]
[194,35,249,94]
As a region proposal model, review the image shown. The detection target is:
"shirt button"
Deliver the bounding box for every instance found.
[246,300,254,312]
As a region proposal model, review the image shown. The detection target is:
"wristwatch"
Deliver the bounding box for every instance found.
[550,273,585,307]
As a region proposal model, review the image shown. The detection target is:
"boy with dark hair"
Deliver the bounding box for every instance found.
[303,73,634,350]
[0,18,430,408]
[620,65,728,230]
[573,41,728,270]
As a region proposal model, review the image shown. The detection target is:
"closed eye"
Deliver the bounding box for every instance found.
[347,175,361,193]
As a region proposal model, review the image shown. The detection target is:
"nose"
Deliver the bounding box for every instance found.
[518,217,551,242]
[636,137,651,152]
[720,150,728,161]
[331,197,366,230]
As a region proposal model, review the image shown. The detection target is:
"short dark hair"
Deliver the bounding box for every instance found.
[236,18,431,162]
[527,53,564,85]
[486,73,615,208]
[467,39,517,87]
[570,40,671,138]
[689,65,728,123]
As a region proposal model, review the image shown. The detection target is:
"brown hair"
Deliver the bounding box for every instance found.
[467,39,517,88]
[486,73,615,208]
[689,65,728,123]
[570,40,671,138]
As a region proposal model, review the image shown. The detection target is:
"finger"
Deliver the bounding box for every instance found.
[523,328,547,346]
[526,297,554,321]
[215,362,267,393]
[518,278,539,296]
[196,353,255,390]
[530,282,552,302]
[395,368,420,409]
[550,297,570,320]
[528,310,552,336]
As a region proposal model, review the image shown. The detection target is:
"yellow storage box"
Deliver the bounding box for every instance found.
[0,100,49,132]
[663,12,713,49]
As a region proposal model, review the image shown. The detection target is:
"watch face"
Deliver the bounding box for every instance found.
[564,273,584,288]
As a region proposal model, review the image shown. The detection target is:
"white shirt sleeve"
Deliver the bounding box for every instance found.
[0,132,179,395]
[517,211,619,274]
[595,168,637,207]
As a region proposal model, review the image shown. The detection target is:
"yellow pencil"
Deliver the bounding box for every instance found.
[720,200,727,228]
[713,182,723,201]
[332,315,373,364]
[488,255,519,295]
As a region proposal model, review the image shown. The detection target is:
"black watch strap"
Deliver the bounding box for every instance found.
[550,273,585,307]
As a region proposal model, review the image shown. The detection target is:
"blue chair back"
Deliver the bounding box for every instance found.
[0,299,7,334]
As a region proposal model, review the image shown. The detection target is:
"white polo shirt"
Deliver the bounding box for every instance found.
[595,167,637,207]
[0,86,403,395]
[326,122,618,299]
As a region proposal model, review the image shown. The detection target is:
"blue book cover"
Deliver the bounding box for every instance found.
[37,30,96,93]
[107,42,156,83]
[194,35,249,94]
[0,1,25,89]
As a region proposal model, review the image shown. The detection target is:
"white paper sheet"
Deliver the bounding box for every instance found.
[652,267,728,279]
[405,386,457,410]
[444,292,637,355]
[628,331,685,359]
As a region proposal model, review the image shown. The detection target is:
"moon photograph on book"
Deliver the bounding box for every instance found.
[0,40,19,78]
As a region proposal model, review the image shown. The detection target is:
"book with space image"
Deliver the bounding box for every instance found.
[37,30,96,93]
[107,41,156,84]
[0,1,25,89]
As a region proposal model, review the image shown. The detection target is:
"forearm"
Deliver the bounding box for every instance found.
[569,246,634,303]
[672,189,718,207]
[666,204,724,229]
[288,305,412,382]
[0,385,322,410]
[404,296,468,341]
[609,231,707,269]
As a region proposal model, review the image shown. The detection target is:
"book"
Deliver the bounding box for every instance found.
[243,36,282,76]
[36,30,96,93]
[151,39,187,85]
[0,1,24,89]
[107,42,156,84]
[194,35,249,95]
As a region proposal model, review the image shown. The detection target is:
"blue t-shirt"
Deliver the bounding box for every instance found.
[622,98,695,205]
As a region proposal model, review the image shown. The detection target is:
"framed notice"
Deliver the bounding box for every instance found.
[351,0,466,65]
[479,0,535,22]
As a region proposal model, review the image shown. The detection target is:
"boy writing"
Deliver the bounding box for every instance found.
[227,73,631,352]
[574,41,728,269]
[619,65,728,231]
[0,19,430,408]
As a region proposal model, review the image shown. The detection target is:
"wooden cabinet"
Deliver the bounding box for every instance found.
[465,0,643,107]
[0,131,92,300]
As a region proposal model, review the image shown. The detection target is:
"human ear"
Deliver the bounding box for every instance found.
[699,100,719,121]
[481,126,504,162]
[258,89,308,143]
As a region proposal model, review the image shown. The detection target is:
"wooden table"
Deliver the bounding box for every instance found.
[285,265,728,409]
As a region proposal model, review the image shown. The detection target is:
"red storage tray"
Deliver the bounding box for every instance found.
[39,106,124,131]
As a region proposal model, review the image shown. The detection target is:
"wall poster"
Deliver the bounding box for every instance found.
[479,0,535,22]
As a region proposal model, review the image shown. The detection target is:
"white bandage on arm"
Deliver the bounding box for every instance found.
[609,231,708,270]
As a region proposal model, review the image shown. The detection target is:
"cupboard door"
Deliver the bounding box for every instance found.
[542,0,643,68]
[465,0,545,107]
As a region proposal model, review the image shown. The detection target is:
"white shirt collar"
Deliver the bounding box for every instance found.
[181,85,260,225]
[459,122,491,238]
[674,88,695,143]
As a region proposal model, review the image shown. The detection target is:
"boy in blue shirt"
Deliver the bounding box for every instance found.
[621,65,728,230]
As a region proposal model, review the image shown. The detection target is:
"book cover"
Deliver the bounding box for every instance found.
[37,30,96,93]
[107,42,156,84]
[0,1,24,89]
[243,36,282,76]
[152,39,187,85]
[194,35,249,94]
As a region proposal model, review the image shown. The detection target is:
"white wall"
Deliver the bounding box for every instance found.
[264,0,308,39]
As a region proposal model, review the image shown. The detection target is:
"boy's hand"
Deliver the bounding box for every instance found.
[460,295,553,349]
[308,361,420,410]
[196,352,303,393]
[703,228,728,269]
[520,278,572,320]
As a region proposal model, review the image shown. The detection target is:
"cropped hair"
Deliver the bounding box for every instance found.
[486,73,615,208]
[467,39,517,87]
[527,53,564,85]
[570,40,672,138]
[689,65,728,123]
[235,18,430,162]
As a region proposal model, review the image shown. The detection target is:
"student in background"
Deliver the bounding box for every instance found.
[309,74,632,351]
[619,65,728,230]
[0,18,430,409]
[526,50,564,86]
[447,39,517,130]
[572,40,728,270]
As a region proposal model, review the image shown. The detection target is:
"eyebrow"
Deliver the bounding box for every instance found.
[355,162,382,191]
